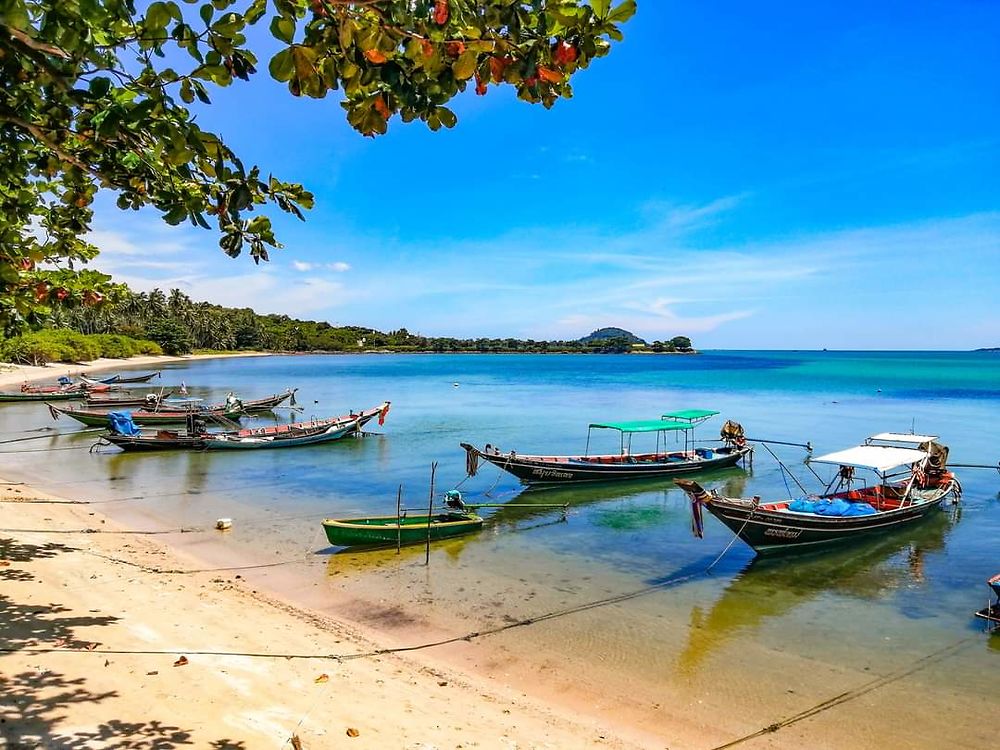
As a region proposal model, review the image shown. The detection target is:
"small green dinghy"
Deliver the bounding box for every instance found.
[322,511,484,548]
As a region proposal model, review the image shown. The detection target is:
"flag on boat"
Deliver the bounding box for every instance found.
[179,381,188,395]
[378,402,390,426]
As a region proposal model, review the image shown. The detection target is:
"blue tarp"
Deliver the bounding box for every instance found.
[107,411,140,436]
[787,497,877,516]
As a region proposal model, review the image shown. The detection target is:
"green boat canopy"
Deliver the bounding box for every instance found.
[588,420,693,434]
[661,409,719,422]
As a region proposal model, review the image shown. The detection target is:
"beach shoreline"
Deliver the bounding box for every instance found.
[0,351,272,390]
[0,475,654,749]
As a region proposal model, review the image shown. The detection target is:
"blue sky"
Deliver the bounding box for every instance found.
[90,1,999,349]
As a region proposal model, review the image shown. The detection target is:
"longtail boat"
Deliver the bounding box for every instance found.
[675,432,962,555]
[322,511,483,547]
[116,371,161,383]
[0,380,109,402]
[80,370,160,385]
[461,409,750,485]
[86,391,176,408]
[100,401,390,451]
[48,401,245,427]
[975,574,1000,632]
[154,388,297,414]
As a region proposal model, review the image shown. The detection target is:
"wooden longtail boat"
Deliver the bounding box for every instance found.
[974,573,1000,631]
[675,432,962,555]
[80,371,160,385]
[0,381,109,402]
[322,511,484,547]
[100,401,390,451]
[48,402,245,427]
[86,392,176,408]
[462,409,750,485]
[1,388,87,402]
[153,388,297,413]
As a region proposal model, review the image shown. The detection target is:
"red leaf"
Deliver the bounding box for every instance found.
[475,74,487,96]
[364,49,387,64]
[537,66,562,83]
[433,0,449,25]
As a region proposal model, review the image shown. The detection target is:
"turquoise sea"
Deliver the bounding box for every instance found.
[2,350,998,747]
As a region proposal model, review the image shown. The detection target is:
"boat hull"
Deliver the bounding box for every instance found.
[201,422,355,449]
[0,390,85,402]
[704,495,948,555]
[322,513,483,547]
[51,405,244,427]
[464,444,750,485]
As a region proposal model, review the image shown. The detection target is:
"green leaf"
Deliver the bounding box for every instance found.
[607,0,636,23]
[270,15,295,44]
[268,48,295,81]
[200,3,213,25]
[590,0,610,19]
[452,50,478,81]
[146,1,172,30]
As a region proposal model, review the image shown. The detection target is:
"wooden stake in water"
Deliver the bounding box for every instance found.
[396,484,403,555]
[425,462,437,566]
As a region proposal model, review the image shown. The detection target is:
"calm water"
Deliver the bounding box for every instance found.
[3,351,999,746]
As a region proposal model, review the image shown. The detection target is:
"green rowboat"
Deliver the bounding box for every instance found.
[322,512,484,548]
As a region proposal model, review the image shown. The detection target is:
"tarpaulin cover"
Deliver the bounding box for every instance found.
[107,411,140,436]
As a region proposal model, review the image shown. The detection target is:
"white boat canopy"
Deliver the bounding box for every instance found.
[867,432,938,444]
[811,444,928,473]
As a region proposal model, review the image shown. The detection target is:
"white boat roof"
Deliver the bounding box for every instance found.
[811,444,928,472]
[868,432,938,444]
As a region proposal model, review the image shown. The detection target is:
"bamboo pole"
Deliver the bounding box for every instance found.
[425,462,437,566]
[396,484,403,555]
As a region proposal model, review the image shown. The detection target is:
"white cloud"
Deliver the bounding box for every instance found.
[292,260,351,272]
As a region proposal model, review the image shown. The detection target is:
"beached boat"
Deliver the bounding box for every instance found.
[85,392,177,408]
[974,574,1000,631]
[48,401,246,427]
[101,401,390,451]
[461,409,750,485]
[675,432,962,555]
[322,511,484,547]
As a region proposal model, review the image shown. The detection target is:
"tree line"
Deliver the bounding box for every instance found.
[0,285,694,361]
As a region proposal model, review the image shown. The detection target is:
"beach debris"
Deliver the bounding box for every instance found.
[215,518,233,530]
[146,670,158,676]
[173,655,189,667]
[290,735,303,750]
[346,728,360,738]
[438,680,448,687]
[314,673,329,684]
[84,642,100,651]
[0,560,9,567]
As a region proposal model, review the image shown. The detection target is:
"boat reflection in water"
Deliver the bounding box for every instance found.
[675,510,956,678]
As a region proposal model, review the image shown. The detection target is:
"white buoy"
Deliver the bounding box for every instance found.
[215,518,233,530]
[452,382,459,387]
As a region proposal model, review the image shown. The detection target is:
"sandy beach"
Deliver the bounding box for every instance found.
[0,479,648,749]
[0,352,271,390]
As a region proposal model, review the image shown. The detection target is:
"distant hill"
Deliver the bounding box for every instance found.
[578,327,646,345]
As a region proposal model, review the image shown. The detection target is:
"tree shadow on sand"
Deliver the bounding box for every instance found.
[0,538,251,749]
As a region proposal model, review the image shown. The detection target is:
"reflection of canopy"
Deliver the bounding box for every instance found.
[811,445,928,472]
[589,420,691,434]
[868,432,939,444]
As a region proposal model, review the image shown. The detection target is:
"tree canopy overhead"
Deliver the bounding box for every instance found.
[0,0,635,331]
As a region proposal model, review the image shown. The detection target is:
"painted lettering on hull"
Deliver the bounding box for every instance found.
[531,468,574,480]
[763,527,802,539]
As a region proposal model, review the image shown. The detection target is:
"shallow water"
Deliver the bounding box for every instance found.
[2,351,998,747]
